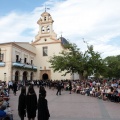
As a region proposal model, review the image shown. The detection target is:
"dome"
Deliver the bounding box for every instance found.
[41,11,50,17]
[60,37,69,45]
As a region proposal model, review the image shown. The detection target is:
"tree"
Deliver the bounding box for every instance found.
[49,42,105,80]
[104,55,120,79]
[83,45,106,79]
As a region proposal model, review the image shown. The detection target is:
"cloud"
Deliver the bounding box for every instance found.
[0,12,34,42]
[0,0,120,58]
[49,0,120,58]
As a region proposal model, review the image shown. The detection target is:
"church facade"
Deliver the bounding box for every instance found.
[0,11,72,83]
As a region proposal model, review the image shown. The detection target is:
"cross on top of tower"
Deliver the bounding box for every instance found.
[45,4,50,12]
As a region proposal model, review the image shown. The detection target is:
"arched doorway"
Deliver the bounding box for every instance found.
[30,72,33,81]
[42,73,48,80]
[40,70,51,80]
[15,71,19,81]
[23,71,28,84]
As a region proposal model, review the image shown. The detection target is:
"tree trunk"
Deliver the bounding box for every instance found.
[79,72,84,80]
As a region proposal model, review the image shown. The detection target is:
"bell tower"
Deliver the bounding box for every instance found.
[38,12,54,34]
[34,11,57,42]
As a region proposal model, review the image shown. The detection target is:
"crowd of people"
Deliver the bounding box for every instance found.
[28,79,120,103]
[22,79,120,103]
[51,79,120,103]
[0,78,119,120]
[0,80,13,120]
[15,79,120,104]
[68,79,120,102]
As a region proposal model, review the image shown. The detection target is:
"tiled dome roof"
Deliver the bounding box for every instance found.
[60,37,69,45]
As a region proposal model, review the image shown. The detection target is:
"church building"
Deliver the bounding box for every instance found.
[0,11,72,83]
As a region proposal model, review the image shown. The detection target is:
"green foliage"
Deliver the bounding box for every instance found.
[49,42,105,79]
[104,55,120,79]
[83,45,105,78]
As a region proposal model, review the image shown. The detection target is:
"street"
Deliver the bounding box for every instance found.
[9,86,120,120]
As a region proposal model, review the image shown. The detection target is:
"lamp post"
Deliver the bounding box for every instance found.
[4,73,6,81]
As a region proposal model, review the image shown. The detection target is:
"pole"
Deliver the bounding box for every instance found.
[4,73,6,81]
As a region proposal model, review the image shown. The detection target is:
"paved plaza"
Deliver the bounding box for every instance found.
[9,86,120,120]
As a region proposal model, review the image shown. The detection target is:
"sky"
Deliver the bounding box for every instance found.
[0,0,120,58]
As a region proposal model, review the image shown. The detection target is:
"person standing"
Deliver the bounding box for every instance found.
[13,81,17,96]
[38,86,50,120]
[26,85,37,120]
[18,86,26,120]
[8,81,13,93]
[56,81,61,95]
[69,81,72,94]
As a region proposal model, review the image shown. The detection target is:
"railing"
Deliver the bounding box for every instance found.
[0,62,5,67]
[12,62,24,67]
[12,62,37,71]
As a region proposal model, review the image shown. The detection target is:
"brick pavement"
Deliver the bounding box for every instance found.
[9,86,120,120]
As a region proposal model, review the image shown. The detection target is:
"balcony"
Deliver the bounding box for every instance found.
[33,66,37,70]
[12,62,37,71]
[12,62,24,67]
[0,62,5,67]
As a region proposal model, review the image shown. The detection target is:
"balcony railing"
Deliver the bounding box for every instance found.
[0,62,5,67]
[12,62,37,71]
[12,62,24,67]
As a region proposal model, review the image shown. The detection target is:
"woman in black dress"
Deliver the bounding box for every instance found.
[26,85,37,120]
[18,86,26,120]
[38,86,50,120]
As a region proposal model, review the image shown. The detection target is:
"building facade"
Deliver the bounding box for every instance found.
[0,11,72,83]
